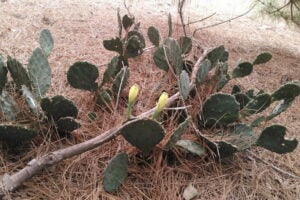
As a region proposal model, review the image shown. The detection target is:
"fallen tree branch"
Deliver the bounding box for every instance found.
[0,50,208,196]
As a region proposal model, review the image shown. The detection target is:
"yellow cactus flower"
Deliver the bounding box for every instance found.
[152,92,169,119]
[128,84,140,105]
[127,84,140,120]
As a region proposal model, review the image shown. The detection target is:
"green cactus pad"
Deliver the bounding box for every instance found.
[245,89,255,98]
[103,37,123,55]
[206,45,225,67]
[271,81,300,101]
[103,152,128,193]
[227,123,256,150]
[267,98,295,120]
[117,10,122,37]
[28,48,52,97]
[168,13,172,37]
[128,31,146,49]
[0,90,19,121]
[0,56,8,93]
[219,51,229,62]
[179,36,192,55]
[7,56,31,90]
[251,116,266,127]
[120,118,165,153]
[122,14,134,30]
[96,89,112,107]
[21,85,39,114]
[231,85,241,94]
[112,67,129,97]
[253,52,272,65]
[196,59,212,86]
[165,116,191,150]
[176,140,206,156]
[201,93,240,127]
[67,62,99,91]
[41,95,78,121]
[0,124,37,143]
[102,56,123,85]
[240,93,271,117]
[234,93,250,109]
[232,62,253,78]
[147,26,160,47]
[125,35,143,58]
[164,38,183,75]
[179,70,190,100]
[216,74,230,91]
[153,47,169,72]
[55,117,80,133]
[39,29,54,57]
[256,125,298,154]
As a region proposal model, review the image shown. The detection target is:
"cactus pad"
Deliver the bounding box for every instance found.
[164,38,183,75]
[227,123,256,150]
[67,62,99,91]
[231,85,241,94]
[196,59,212,86]
[165,116,191,150]
[102,56,123,85]
[0,90,19,121]
[41,95,78,121]
[125,35,143,58]
[256,125,298,154]
[55,117,80,133]
[201,93,240,127]
[21,85,39,114]
[39,29,54,57]
[7,56,31,90]
[206,45,225,67]
[28,48,51,97]
[168,13,172,37]
[103,37,123,54]
[96,89,112,107]
[234,93,250,109]
[216,74,230,91]
[112,67,129,97]
[0,57,8,93]
[120,118,165,153]
[0,124,37,143]
[153,47,169,72]
[127,31,146,49]
[103,153,128,193]
[271,81,300,101]
[147,26,160,47]
[232,62,253,78]
[253,52,272,65]
[179,36,192,55]
[220,51,229,62]
[179,70,190,100]
[122,14,134,30]
[240,93,271,117]
[176,140,206,156]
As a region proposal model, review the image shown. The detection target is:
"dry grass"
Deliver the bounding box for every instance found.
[0,0,299,199]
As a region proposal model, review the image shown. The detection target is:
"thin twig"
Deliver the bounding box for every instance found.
[246,150,300,179]
[178,0,187,36]
[193,3,258,36]
[186,12,216,26]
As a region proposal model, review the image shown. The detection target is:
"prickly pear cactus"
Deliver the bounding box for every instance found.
[232,62,253,78]
[39,29,54,57]
[271,81,300,101]
[120,118,165,153]
[163,38,183,75]
[147,26,160,47]
[28,48,51,98]
[7,56,32,90]
[240,93,271,117]
[206,45,225,68]
[253,52,272,65]
[0,124,37,144]
[103,37,123,55]
[102,56,123,85]
[112,67,129,97]
[200,93,240,127]
[103,153,128,193]
[55,117,80,134]
[179,36,192,55]
[96,89,112,107]
[153,47,169,72]
[196,59,212,86]
[122,14,134,30]
[0,90,19,121]
[176,140,206,156]
[41,95,78,121]
[0,55,8,93]
[67,62,99,91]
[256,125,298,154]
[179,70,190,100]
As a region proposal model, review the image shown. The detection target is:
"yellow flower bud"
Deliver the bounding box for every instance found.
[152,92,168,119]
[128,84,140,105]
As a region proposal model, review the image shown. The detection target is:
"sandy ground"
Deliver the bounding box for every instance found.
[0,0,299,199]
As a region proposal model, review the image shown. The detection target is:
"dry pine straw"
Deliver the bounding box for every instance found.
[0,0,299,199]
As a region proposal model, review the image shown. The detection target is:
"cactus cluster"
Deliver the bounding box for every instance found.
[67,13,146,108]
[0,29,80,146]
